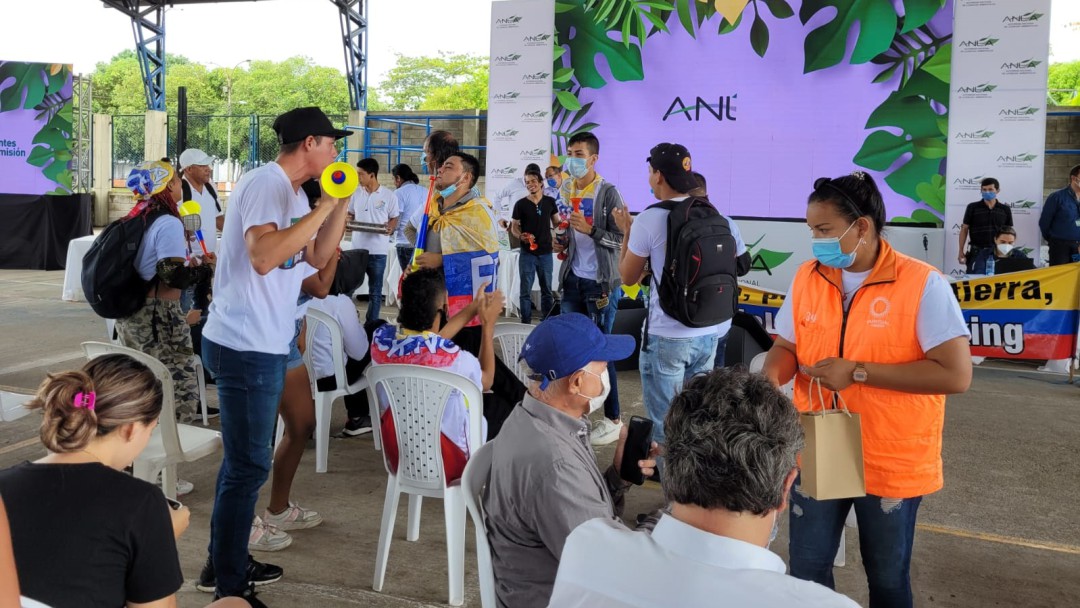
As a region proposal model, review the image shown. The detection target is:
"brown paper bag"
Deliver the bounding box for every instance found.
[799,378,866,500]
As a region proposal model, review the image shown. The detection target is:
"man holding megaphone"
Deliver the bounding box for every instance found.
[200,107,351,607]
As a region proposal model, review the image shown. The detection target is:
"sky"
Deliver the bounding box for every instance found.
[1,0,1078,86]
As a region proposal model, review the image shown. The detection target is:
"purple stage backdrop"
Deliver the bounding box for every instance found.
[553,0,954,220]
[0,61,75,196]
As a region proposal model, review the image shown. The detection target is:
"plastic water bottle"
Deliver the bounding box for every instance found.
[986,257,995,276]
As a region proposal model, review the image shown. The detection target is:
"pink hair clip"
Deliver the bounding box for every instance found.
[73,391,96,411]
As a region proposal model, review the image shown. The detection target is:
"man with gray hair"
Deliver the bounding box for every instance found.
[548,368,859,608]
[483,313,656,608]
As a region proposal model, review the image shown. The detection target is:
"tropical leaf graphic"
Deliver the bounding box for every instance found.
[556,0,646,89]
[585,0,675,46]
[799,0,943,74]
[0,61,74,194]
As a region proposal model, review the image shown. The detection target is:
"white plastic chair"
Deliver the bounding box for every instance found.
[274,308,373,471]
[0,390,33,422]
[365,364,485,607]
[108,319,210,427]
[81,341,221,500]
[749,352,848,567]
[492,323,534,386]
[461,441,497,608]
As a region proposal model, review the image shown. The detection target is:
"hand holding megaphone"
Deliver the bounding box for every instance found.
[320,162,359,200]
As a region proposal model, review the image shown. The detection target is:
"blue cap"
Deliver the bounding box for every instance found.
[518,313,635,390]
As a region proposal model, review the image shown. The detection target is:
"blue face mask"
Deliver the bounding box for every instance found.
[565,157,588,179]
[439,185,458,200]
[546,177,557,188]
[421,151,428,166]
[811,222,861,269]
[982,191,996,201]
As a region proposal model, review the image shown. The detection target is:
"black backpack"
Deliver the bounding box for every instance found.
[181,179,221,213]
[647,197,739,328]
[81,209,168,319]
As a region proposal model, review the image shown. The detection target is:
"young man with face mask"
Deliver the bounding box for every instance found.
[549,368,860,608]
[555,132,627,447]
[1038,164,1080,266]
[484,313,658,608]
[958,177,1011,273]
[969,225,1030,275]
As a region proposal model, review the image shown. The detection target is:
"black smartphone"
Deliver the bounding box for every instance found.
[165,498,183,511]
[619,415,655,485]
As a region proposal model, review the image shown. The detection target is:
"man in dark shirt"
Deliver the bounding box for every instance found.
[511,170,560,323]
[958,177,1012,273]
[1039,164,1080,266]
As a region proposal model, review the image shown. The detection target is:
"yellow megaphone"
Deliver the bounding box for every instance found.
[320,162,359,199]
[179,200,202,217]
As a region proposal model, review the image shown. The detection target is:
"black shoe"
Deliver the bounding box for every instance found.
[197,555,283,593]
[216,584,268,608]
[340,416,372,437]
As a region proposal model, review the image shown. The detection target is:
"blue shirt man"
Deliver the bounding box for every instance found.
[1038,165,1080,266]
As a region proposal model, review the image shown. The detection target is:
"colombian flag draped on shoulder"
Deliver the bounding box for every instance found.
[430,192,500,325]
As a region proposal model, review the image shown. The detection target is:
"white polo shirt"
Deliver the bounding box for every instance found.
[349,185,399,255]
[183,177,223,253]
[548,516,860,608]
[628,199,748,339]
[203,162,314,355]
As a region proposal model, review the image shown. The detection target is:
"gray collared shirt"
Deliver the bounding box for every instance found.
[483,394,617,608]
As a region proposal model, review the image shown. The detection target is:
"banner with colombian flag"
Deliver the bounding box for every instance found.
[735,264,1080,362]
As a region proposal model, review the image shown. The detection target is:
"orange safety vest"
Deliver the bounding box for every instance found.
[790,240,946,499]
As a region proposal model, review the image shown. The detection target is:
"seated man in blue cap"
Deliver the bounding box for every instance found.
[482,313,657,608]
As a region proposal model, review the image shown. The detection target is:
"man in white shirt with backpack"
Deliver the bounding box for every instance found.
[613,143,747,472]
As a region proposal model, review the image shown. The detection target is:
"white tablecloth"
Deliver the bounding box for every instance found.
[62,235,97,302]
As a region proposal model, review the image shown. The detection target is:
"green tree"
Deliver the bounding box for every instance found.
[1048,61,1080,106]
[375,52,488,110]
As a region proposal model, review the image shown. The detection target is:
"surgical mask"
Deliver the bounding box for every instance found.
[547,177,557,188]
[565,157,588,179]
[982,191,996,201]
[578,367,610,414]
[997,243,1014,255]
[811,222,861,269]
[767,511,780,549]
[439,184,458,200]
[420,151,428,166]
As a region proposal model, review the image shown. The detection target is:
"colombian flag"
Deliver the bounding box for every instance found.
[430,195,500,327]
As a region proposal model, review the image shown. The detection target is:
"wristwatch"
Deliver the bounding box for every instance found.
[852,363,868,383]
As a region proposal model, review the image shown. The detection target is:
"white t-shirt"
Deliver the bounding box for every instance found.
[394,182,429,245]
[349,185,399,255]
[135,215,187,282]
[370,324,486,456]
[773,268,970,353]
[494,178,528,223]
[308,294,368,380]
[548,516,860,608]
[628,201,748,339]
[183,177,223,253]
[203,162,315,355]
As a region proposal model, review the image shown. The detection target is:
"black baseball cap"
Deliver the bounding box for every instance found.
[272,107,352,145]
[647,143,697,193]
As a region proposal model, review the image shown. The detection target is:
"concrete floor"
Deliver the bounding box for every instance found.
[2,269,1080,607]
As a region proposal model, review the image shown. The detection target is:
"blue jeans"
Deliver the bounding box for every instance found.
[518,252,554,324]
[789,478,922,608]
[640,333,717,462]
[202,337,286,596]
[395,246,414,273]
[560,270,620,420]
[713,332,728,368]
[365,254,388,324]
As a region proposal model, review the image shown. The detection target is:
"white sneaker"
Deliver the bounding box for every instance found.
[158,474,193,497]
[590,418,622,446]
[248,516,293,552]
[263,501,323,531]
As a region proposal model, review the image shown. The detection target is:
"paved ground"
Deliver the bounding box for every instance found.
[2,269,1079,607]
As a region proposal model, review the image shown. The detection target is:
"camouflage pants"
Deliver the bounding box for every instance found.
[117,298,199,422]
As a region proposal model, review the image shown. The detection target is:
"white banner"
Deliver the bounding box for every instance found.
[730,218,945,293]
[487,0,555,231]
[945,0,1052,276]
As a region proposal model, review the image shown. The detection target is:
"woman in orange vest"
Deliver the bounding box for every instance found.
[763,172,972,608]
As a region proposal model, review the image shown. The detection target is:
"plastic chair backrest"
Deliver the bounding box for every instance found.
[364,364,484,492]
[80,341,181,458]
[461,441,496,607]
[748,352,767,374]
[303,308,347,396]
[492,323,534,385]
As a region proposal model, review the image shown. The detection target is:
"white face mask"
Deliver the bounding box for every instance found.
[997,243,1014,255]
[578,367,611,414]
[767,511,780,549]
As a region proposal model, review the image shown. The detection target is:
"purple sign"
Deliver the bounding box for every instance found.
[0,61,74,196]
[552,0,954,222]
